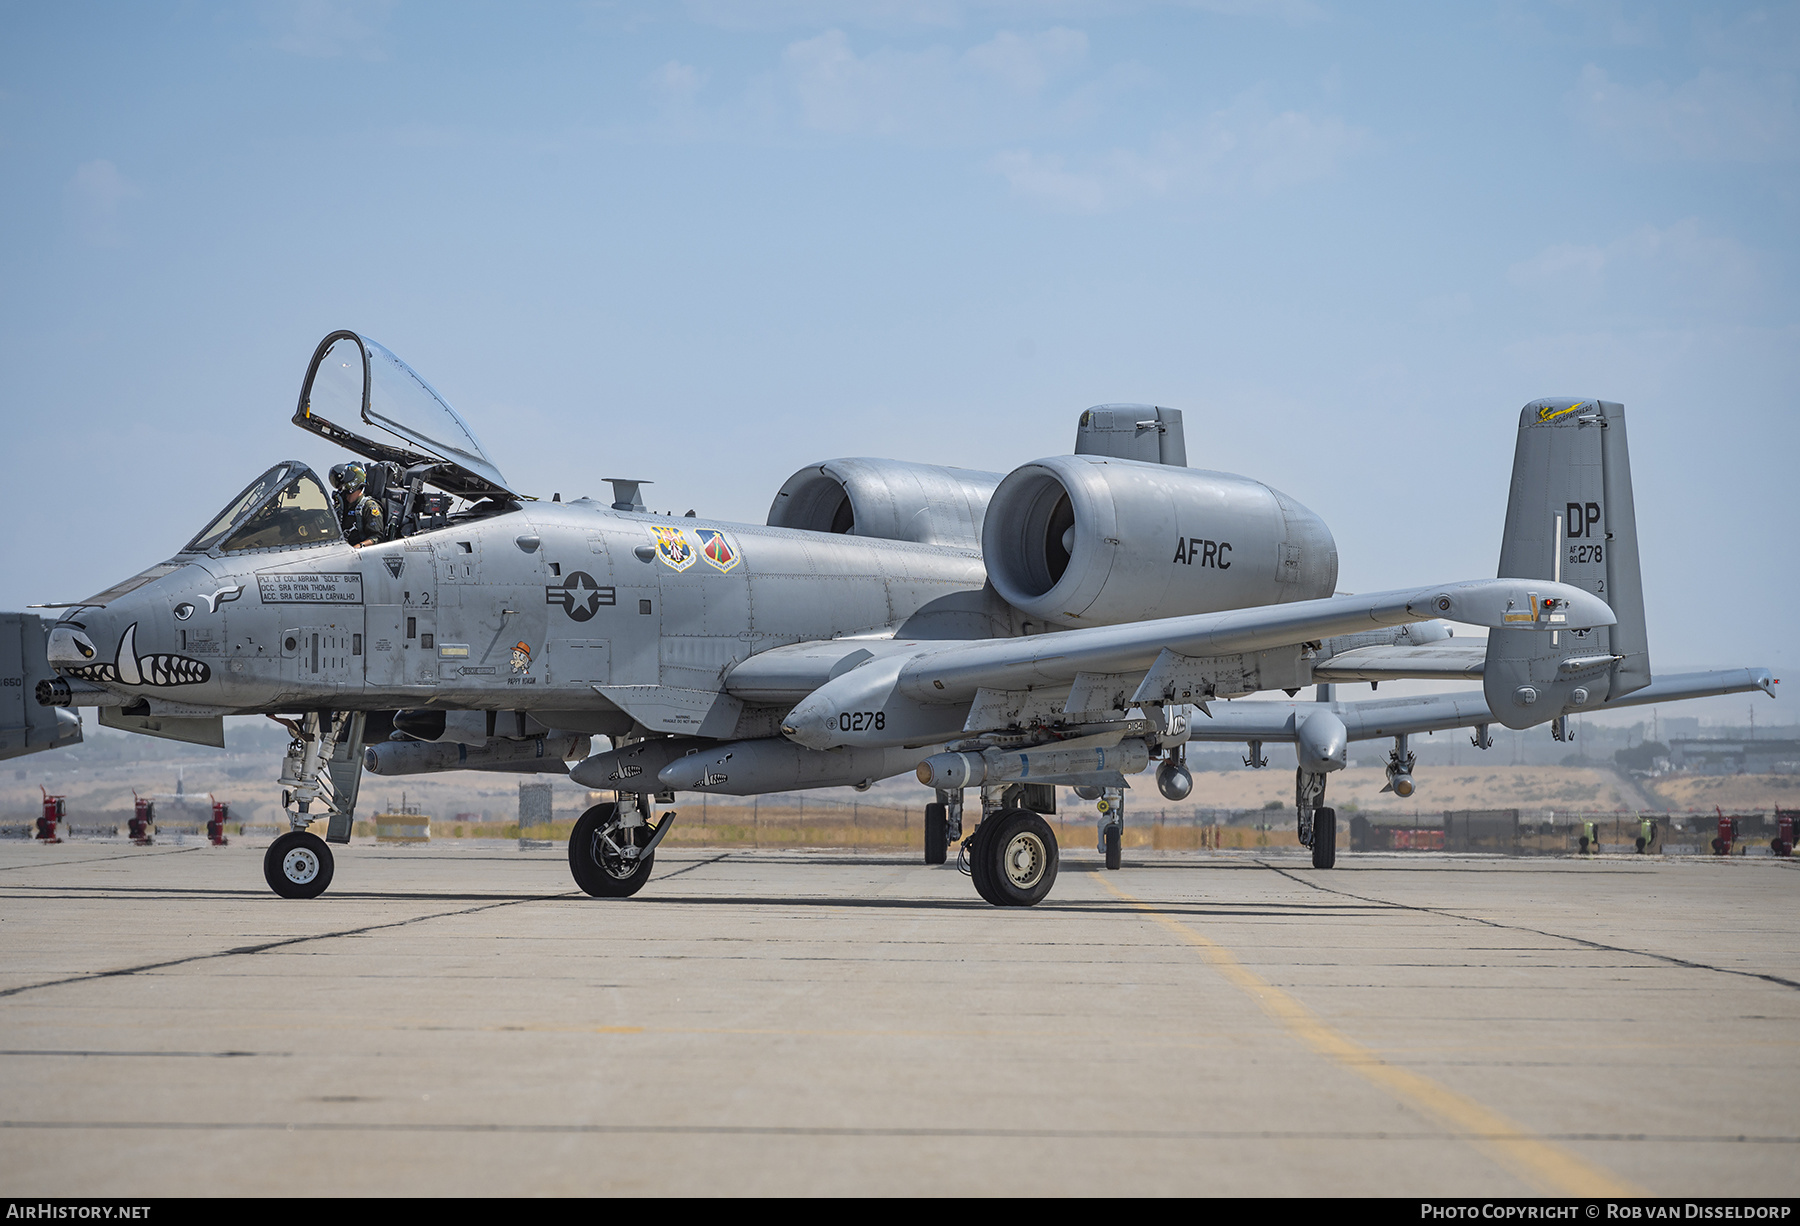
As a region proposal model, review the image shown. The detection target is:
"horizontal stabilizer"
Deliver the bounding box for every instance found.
[1186,666,1774,747]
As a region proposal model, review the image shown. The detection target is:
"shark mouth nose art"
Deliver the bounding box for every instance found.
[58,623,211,687]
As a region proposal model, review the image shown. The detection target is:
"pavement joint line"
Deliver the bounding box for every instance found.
[1255,860,1800,992]
[0,893,572,1002]
[0,846,205,871]
[0,1119,1792,1143]
[1089,871,1642,1198]
[0,852,743,1001]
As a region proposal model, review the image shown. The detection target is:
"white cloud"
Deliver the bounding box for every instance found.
[962,27,1088,93]
[1574,63,1799,162]
[683,0,1323,31]
[1507,220,1762,318]
[779,27,1090,138]
[992,93,1368,212]
[63,160,140,247]
[264,0,395,60]
[650,60,710,106]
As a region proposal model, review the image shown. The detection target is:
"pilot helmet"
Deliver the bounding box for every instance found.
[337,462,367,493]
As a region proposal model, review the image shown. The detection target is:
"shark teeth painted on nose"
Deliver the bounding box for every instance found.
[61,622,211,688]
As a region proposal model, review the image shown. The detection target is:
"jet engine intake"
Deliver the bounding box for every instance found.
[982,455,1337,626]
[766,458,1001,550]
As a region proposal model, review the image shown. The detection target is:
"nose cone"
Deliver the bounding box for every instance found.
[780,698,836,750]
[1296,708,1348,774]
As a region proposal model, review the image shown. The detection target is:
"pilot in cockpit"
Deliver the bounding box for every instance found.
[329,462,385,547]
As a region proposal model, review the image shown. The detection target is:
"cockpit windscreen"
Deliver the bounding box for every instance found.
[186,463,343,554]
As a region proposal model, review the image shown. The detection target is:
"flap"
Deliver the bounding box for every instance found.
[1310,642,1488,683]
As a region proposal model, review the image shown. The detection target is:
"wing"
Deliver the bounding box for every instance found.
[751,578,1616,750]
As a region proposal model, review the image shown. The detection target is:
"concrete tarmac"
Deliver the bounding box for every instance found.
[0,839,1795,1197]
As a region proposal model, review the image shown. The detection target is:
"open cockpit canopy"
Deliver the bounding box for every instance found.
[294,331,518,501]
[185,462,342,555]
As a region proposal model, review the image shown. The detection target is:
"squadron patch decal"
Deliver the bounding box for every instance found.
[653,526,695,571]
[697,529,739,573]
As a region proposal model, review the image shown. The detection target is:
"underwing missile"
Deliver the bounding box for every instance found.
[655,737,925,795]
[916,738,1150,790]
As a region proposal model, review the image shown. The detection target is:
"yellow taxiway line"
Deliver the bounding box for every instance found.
[1091,872,1640,1196]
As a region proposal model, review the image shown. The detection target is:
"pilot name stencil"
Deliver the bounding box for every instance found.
[255,572,364,605]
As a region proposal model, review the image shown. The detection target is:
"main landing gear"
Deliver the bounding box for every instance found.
[940,785,1060,906]
[923,789,964,865]
[964,808,1059,907]
[569,796,678,898]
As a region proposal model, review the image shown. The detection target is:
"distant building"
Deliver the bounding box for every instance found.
[1667,738,1800,775]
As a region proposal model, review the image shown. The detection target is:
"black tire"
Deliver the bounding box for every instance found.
[1711,837,1726,855]
[977,809,1059,907]
[967,818,1001,905]
[569,803,656,898]
[924,803,947,865]
[1311,807,1337,870]
[1104,824,1122,871]
[1636,837,1648,854]
[264,832,334,899]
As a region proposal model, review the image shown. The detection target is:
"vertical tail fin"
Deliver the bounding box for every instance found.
[1484,399,1650,729]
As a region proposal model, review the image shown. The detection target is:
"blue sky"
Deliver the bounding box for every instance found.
[2,1,1794,710]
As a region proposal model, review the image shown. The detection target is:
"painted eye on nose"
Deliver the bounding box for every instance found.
[174,603,195,621]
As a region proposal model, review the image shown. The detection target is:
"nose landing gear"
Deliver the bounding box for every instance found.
[264,831,334,899]
[263,711,365,899]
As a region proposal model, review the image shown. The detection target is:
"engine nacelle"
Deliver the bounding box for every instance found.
[981,455,1338,626]
[767,458,1001,550]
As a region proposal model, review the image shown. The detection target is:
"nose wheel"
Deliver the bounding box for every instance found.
[264,832,335,899]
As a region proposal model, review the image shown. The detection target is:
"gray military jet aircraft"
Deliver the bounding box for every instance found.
[14,331,1775,904]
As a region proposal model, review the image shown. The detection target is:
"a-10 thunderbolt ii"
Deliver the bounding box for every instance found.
[9,330,1775,904]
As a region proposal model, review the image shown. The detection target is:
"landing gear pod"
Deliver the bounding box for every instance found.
[568,800,675,898]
